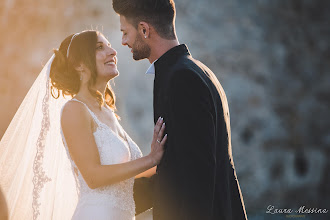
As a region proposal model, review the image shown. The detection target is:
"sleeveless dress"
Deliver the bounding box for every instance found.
[60,99,143,220]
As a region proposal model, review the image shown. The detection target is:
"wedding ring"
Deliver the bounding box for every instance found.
[157,140,161,143]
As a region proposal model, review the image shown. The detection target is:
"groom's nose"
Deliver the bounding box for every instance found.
[122,36,127,46]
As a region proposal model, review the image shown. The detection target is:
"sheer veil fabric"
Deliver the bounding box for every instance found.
[0,56,78,219]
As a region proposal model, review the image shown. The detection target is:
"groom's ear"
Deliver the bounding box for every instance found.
[138,22,150,39]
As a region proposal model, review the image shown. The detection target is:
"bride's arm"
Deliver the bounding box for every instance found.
[61,101,166,189]
[0,187,8,220]
[135,166,156,178]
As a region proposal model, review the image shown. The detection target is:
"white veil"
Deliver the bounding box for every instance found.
[0,55,78,219]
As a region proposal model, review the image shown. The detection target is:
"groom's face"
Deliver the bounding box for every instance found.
[120,16,150,60]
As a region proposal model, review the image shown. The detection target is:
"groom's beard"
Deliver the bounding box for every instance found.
[132,34,151,60]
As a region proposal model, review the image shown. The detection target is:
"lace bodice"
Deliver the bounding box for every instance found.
[60,99,143,217]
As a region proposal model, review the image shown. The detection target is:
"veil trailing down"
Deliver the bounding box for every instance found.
[0,55,78,219]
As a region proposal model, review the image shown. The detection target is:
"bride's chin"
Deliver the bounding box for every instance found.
[112,71,119,77]
[107,72,119,80]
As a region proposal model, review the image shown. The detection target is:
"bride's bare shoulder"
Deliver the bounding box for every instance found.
[61,100,91,130]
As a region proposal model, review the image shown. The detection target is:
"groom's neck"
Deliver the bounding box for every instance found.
[148,38,180,63]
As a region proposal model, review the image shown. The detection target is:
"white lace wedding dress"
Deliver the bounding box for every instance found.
[60,99,143,220]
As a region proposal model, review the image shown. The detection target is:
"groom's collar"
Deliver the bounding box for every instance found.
[155,44,190,68]
[145,59,157,75]
[146,44,190,75]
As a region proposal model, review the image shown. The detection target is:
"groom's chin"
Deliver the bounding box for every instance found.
[133,55,147,61]
[132,50,150,61]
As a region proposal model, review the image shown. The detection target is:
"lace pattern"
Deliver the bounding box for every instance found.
[61,99,143,216]
[32,76,52,220]
[0,56,79,220]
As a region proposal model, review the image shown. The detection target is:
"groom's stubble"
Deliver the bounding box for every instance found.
[132,33,151,60]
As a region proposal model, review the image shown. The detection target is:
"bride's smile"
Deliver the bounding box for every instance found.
[95,34,119,81]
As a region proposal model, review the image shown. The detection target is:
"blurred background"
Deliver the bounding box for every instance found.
[0,0,329,219]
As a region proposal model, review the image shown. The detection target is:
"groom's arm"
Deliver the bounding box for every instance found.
[167,69,216,219]
[133,174,156,215]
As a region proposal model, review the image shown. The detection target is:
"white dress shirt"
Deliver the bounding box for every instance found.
[145,60,157,75]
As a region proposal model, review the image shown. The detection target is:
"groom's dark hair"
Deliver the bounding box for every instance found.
[112,0,176,40]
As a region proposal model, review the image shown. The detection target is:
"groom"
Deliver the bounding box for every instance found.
[113,0,247,219]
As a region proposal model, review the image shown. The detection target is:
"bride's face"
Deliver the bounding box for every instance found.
[95,34,119,81]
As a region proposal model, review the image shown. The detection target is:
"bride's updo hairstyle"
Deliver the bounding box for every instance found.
[50,30,117,112]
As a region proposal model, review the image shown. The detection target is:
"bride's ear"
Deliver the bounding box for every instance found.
[75,63,85,72]
[75,63,91,82]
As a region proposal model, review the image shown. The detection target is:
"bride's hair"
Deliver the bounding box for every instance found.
[50,30,117,112]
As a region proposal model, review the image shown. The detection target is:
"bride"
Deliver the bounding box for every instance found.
[0,30,167,220]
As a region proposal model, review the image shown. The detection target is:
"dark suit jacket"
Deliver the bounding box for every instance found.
[134,44,247,220]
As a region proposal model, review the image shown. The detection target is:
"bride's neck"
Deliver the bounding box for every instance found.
[75,83,106,107]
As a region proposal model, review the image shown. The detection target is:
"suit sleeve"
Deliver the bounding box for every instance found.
[167,69,216,219]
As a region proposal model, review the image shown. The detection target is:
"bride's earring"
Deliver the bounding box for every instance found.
[78,67,84,81]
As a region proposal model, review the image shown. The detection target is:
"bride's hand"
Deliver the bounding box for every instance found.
[149,117,167,166]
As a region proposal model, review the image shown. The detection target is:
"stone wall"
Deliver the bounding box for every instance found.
[0,0,329,219]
